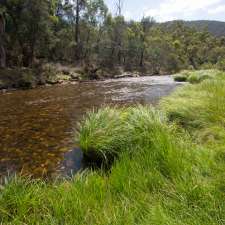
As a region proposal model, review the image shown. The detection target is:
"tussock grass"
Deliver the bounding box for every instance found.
[162,71,225,141]
[174,69,221,84]
[1,70,225,224]
[78,106,169,163]
[78,107,127,162]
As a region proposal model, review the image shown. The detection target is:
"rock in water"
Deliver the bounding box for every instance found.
[61,148,83,177]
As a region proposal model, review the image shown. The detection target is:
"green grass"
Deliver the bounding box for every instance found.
[78,106,168,163]
[1,70,225,224]
[174,69,221,84]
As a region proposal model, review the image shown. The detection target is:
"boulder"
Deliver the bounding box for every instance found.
[70,72,81,80]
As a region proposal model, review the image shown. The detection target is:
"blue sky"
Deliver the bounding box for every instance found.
[105,0,225,22]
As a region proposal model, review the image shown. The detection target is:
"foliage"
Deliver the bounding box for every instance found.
[216,58,225,71]
[0,1,224,74]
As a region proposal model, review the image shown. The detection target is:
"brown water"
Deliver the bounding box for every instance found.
[0,76,180,178]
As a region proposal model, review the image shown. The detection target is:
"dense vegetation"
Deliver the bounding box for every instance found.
[0,70,225,224]
[184,20,225,37]
[0,0,225,81]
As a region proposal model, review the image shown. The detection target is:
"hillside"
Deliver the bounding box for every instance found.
[185,20,225,37]
[161,20,225,37]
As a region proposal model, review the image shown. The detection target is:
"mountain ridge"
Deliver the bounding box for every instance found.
[161,20,225,37]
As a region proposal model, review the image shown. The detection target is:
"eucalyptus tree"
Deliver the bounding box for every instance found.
[82,0,108,62]
[0,8,6,68]
[139,16,155,67]
[2,0,52,66]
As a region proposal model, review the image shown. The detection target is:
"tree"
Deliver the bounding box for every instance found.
[82,0,108,62]
[139,17,155,67]
[72,0,86,60]
[2,0,52,66]
[0,0,224,75]
[0,11,6,68]
[115,0,123,16]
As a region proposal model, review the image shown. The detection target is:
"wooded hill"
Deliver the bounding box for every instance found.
[162,20,225,37]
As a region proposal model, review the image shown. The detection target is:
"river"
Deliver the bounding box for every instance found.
[0,76,180,178]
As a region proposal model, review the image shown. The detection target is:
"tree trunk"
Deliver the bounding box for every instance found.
[84,28,91,60]
[0,14,6,68]
[139,49,144,67]
[75,0,80,60]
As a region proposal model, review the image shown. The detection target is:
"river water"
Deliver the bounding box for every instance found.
[0,76,180,178]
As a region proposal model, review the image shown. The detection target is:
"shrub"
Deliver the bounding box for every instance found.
[18,69,37,88]
[200,62,215,70]
[216,58,225,71]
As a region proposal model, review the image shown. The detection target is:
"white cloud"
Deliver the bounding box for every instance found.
[124,11,132,20]
[144,0,224,22]
[208,4,225,14]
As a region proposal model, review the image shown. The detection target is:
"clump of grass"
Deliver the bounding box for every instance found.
[78,106,171,165]
[78,105,203,182]
[174,69,220,84]
[187,71,213,84]
[77,107,129,163]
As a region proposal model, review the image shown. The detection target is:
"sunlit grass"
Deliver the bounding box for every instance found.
[174,69,222,84]
[162,71,225,142]
[78,106,169,163]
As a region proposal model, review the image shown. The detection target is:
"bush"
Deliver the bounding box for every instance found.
[216,58,225,71]
[18,69,37,88]
[200,62,214,70]
[0,68,37,89]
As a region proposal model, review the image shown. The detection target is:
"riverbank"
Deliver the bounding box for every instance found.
[0,70,225,224]
[0,63,167,92]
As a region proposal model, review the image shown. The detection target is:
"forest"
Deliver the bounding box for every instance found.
[0,0,225,83]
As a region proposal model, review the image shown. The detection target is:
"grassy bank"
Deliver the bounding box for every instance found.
[173,69,221,83]
[1,71,225,224]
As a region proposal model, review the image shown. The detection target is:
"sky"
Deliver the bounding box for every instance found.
[105,0,225,22]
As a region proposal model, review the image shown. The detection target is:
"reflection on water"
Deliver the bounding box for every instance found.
[0,76,180,178]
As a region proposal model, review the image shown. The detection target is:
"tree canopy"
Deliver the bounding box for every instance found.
[0,0,224,73]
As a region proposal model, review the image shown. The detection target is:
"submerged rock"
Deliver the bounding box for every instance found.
[61,148,84,177]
